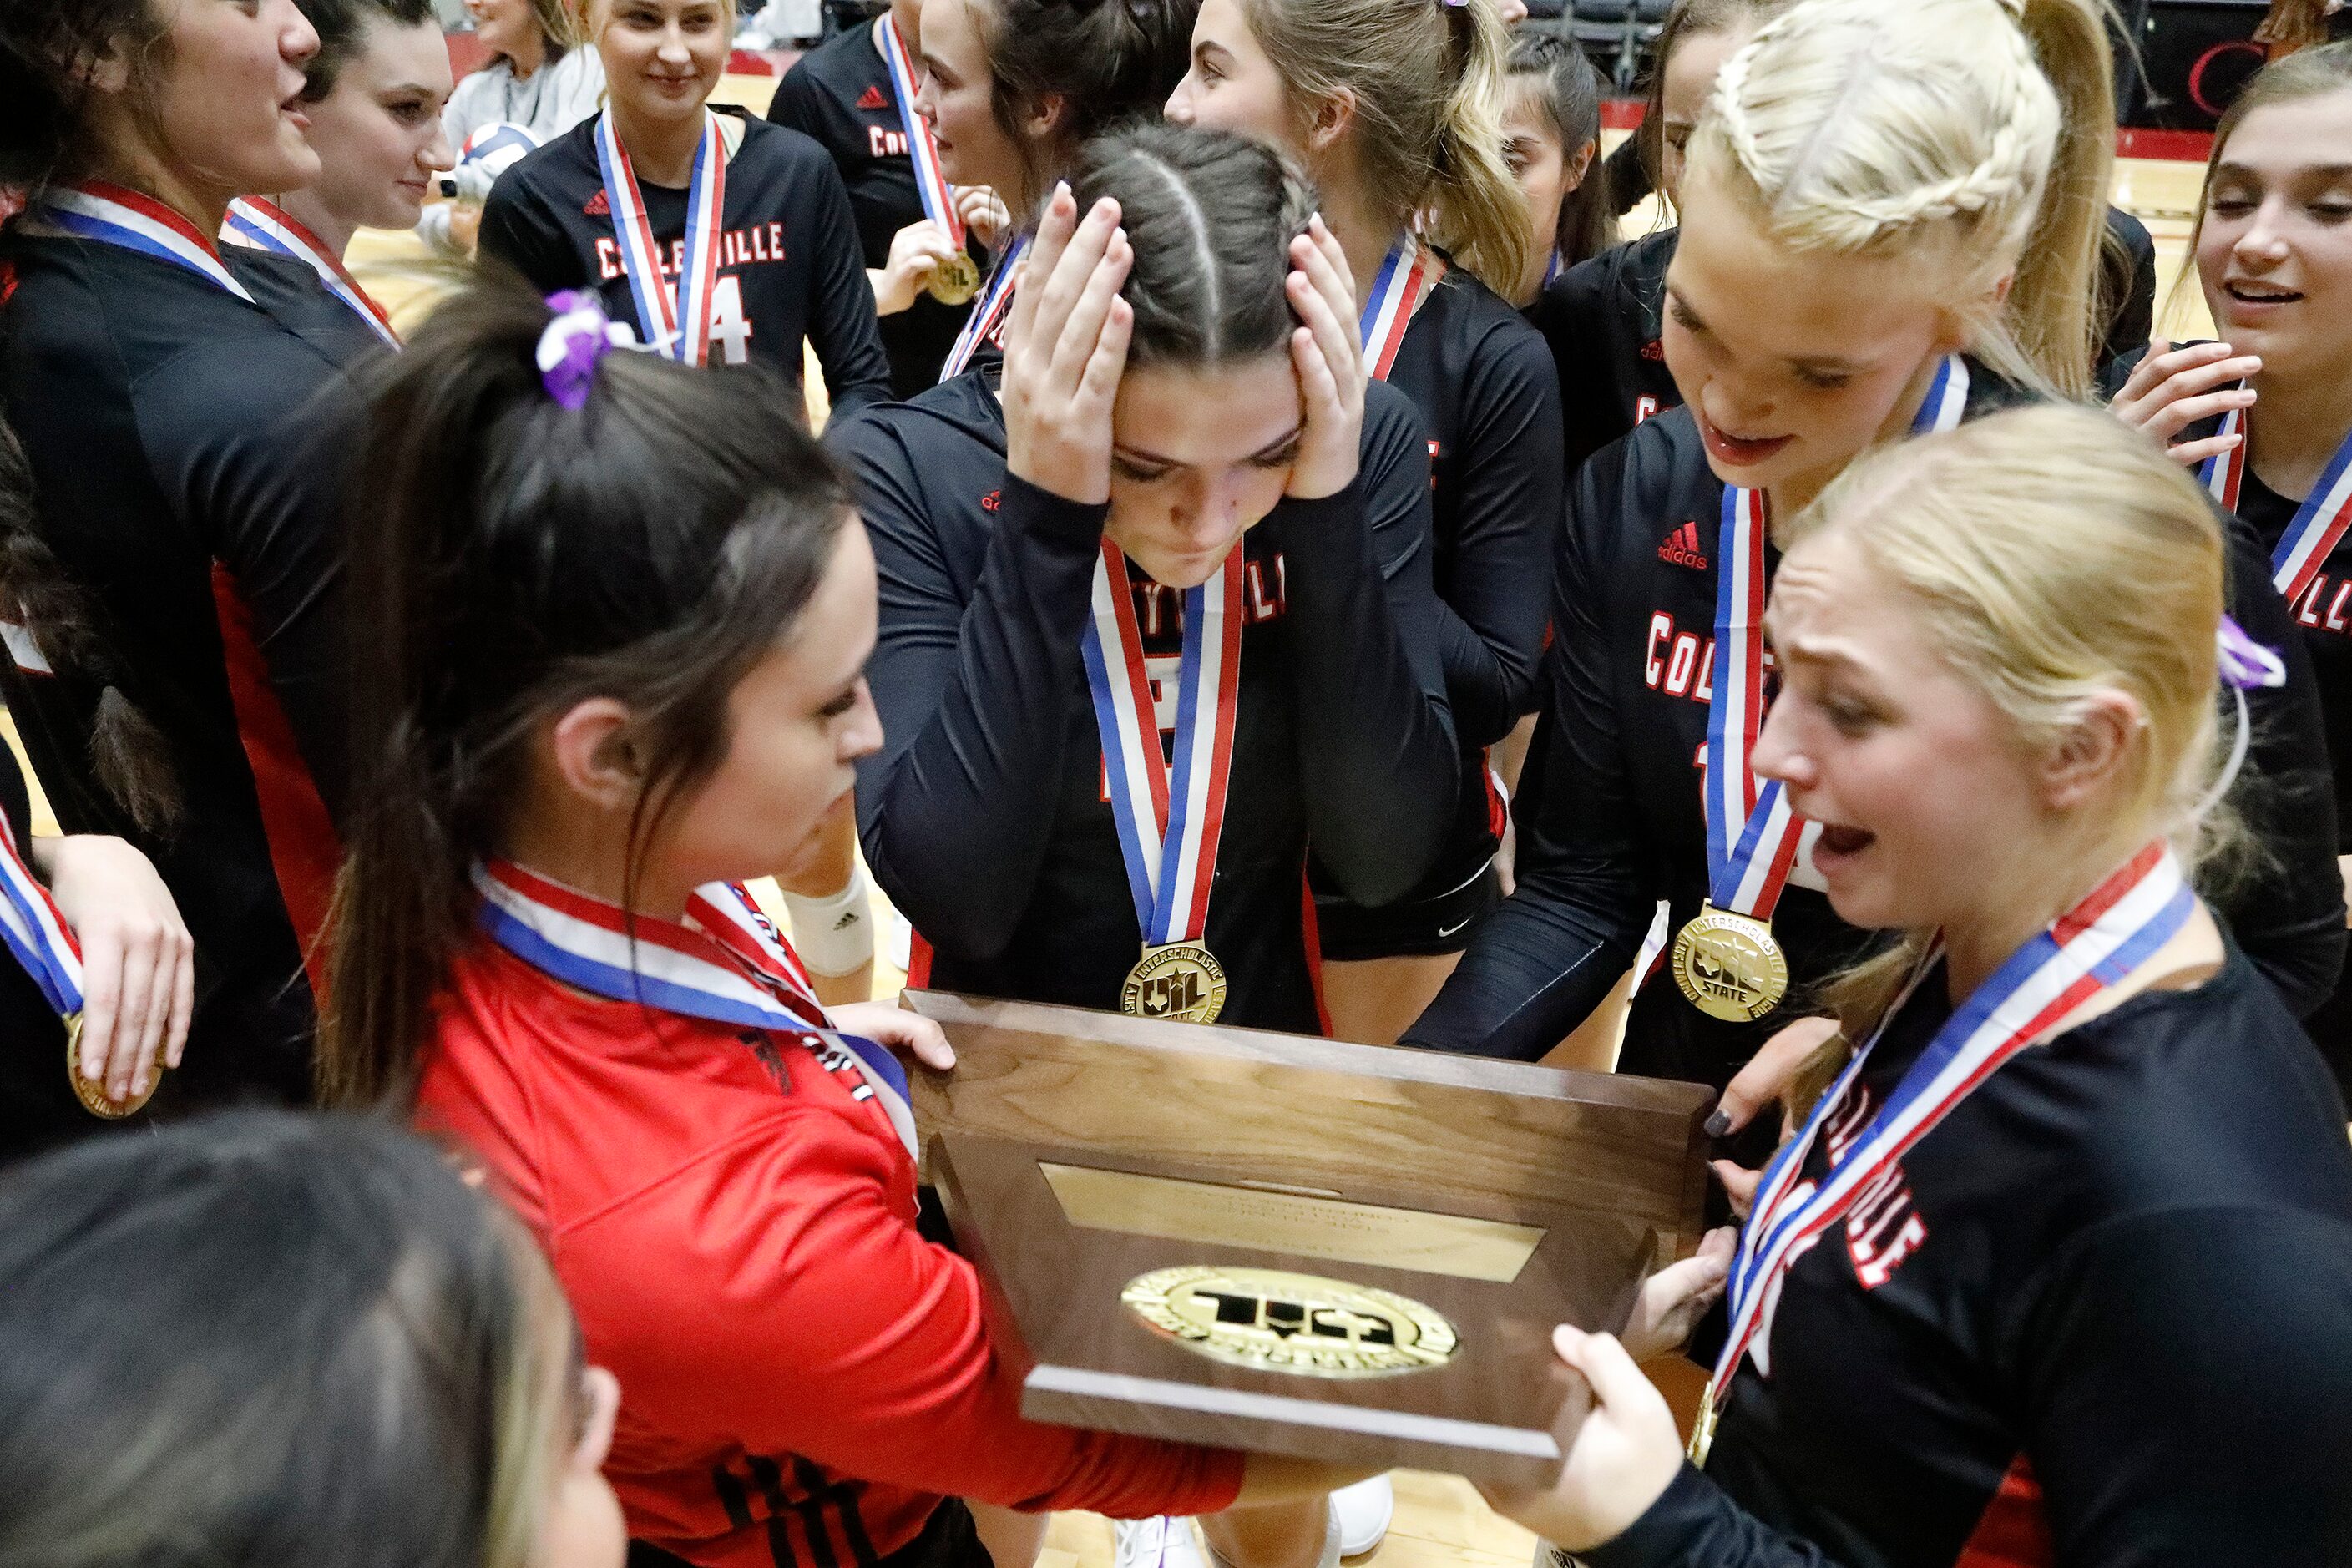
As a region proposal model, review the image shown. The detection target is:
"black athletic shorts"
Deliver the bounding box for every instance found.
[627,1496,996,1568]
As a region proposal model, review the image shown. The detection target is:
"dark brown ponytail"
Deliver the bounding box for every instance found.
[319,270,851,1109]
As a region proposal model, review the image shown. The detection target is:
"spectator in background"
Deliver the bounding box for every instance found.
[423,0,605,250]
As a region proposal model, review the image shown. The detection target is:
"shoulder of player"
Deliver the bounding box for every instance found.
[1358,377,1429,469]
[491,119,601,210]
[1986,950,2352,1257]
[832,381,1010,541]
[786,15,879,92]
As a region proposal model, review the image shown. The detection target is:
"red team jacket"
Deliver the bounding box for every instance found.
[417,940,1243,1567]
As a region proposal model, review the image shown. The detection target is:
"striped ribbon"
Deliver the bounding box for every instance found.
[44,183,255,302]
[221,196,399,346]
[593,110,727,365]
[2200,405,2352,606]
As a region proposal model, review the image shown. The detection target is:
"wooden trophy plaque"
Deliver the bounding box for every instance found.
[903,991,1712,1485]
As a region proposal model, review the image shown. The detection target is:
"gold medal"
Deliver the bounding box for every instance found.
[65,1014,155,1120]
[1671,904,1789,1022]
[927,251,982,306]
[1119,940,1227,1024]
[1688,1381,1719,1466]
[1120,1265,1458,1378]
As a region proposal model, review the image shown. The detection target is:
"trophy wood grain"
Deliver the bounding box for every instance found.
[932,1134,1634,1484]
[903,990,1712,1255]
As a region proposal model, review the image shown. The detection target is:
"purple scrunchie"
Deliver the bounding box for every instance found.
[536,289,620,411]
[2218,614,2287,692]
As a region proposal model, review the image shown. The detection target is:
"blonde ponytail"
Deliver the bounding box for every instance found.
[1241,0,1530,296]
[1692,0,2115,398]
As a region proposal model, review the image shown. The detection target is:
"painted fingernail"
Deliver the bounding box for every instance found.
[1703,1109,1732,1138]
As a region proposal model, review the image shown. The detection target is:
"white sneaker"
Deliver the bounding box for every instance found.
[1330,1474,1393,1559]
[1115,1517,1212,1568]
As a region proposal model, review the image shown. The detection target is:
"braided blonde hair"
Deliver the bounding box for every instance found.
[1691,0,2114,398]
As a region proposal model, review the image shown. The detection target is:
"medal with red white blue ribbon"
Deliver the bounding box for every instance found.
[874,15,979,306]
[2198,404,2352,607]
[1672,355,1971,1021]
[43,183,255,303]
[473,861,918,1156]
[593,109,727,366]
[1359,235,1438,382]
[0,807,148,1118]
[1080,540,1243,1024]
[939,231,1026,382]
[221,196,400,346]
[1688,841,2196,1467]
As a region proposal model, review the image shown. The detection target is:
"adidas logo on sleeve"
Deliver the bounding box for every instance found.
[1657,521,1709,570]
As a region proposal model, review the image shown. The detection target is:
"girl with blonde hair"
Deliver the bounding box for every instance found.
[1488,403,2352,1568]
[477,0,893,414]
[1407,0,2344,1125]
[1166,0,1564,1045]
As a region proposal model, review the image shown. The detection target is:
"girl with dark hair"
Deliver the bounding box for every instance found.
[840,124,1453,1564]
[1164,0,1562,1048]
[0,1109,627,1568]
[323,269,1359,1568]
[1500,33,1611,310]
[478,0,893,415]
[2110,41,2352,1094]
[0,0,382,1116]
[911,0,1202,378]
[225,0,455,344]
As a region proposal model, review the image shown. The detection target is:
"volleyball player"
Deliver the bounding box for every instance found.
[478,0,894,417]
[1530,0,2159,478]
[1501,33,1612,311]
[766,0,1009,396]
[2111,42,2352,1090]
[1165,0,1561,1047]
[321,271,1360,1568]
[224,0,454,346]
[911,0,1201,380]
[1485,406,2352,1568]
[1405,0,2345,1112]
[423,0,605,253]
[0,1112,628,1567]
[0,0,382,1114]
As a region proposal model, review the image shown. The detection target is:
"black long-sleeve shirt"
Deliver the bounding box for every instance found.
[1587,945,2352,1568]
[835,372,1459,1032]
[764,18,983,398]
[480,105,893,420]
[1312,260,1560,937]
[0,225,377,1110]
[1404,369,2346,1087]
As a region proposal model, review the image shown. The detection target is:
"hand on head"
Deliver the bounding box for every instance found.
[1002,185,1134,505]
[1282,215,1367,500]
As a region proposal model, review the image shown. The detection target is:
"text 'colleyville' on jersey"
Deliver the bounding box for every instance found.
[1404,361,2348,1090]
[833,370,1463,1034]
[478,105,895,419]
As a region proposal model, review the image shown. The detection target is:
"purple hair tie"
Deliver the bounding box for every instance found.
[535,289,636,410]
[2218,614,2286,691]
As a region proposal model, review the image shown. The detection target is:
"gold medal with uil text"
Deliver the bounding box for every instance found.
[1121,1265,1459,1378]
[65,1014,155,1120]
[1671,905,1790,1023]
[927,251,982,306]
[1120,940,1227,1025]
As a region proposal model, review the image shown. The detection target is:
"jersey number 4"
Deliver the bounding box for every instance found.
[710,276,752,366]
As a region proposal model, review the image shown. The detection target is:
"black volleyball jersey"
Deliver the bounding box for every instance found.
[1403,366,2347,1090]
[0,226,377,1109]
[835,372,1460,1034]
[1534,210,2161,483]
[765,18,983,398]
[1589,947,2352,1568]
[480,106,894,419]
[1313,261,1560,917]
